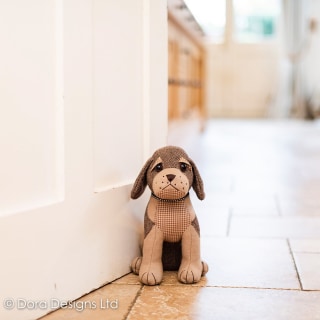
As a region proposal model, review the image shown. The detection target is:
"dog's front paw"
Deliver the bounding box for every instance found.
[178,262,202,284]
[139,262,163,285]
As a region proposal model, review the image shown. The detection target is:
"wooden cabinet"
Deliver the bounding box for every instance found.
[168,0,206,121]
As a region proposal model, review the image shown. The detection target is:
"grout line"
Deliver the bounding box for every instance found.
[202,235,295,241]
[286,238,303,291]
[226,207,233,237]
[138,282,320,292]
[199,284,312,292]
[293,251,320,254]
[123,285,144,320]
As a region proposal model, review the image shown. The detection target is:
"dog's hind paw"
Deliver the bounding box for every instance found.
[131,257,142,275]
[201,261,209,276]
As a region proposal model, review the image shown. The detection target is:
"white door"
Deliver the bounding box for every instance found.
[0,1,167,319]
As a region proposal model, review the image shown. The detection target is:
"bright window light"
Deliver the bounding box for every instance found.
[184,0,226,42]
[234,0,281,42]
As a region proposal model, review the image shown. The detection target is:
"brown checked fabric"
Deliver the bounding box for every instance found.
[156,189,191,242]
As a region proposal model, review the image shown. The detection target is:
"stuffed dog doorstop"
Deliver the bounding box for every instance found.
[131,146,208,285]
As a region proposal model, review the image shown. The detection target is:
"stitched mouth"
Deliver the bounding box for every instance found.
[158,186,186,200]
[163,183,179,191]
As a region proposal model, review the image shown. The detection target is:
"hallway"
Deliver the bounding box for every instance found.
[40,120,320,320]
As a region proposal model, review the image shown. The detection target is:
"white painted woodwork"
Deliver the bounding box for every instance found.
[0,1,167,319]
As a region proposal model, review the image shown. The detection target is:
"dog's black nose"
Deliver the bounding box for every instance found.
[166,174,176,182]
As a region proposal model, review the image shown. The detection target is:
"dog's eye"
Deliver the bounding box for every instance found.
[155,163,163,172]
[180,163,188,172]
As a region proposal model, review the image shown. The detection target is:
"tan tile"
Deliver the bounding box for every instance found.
[290,239,320,253]
[39,284,141,320]
[229,216,320,238]
[201,237,300,289]
[113,272,141,285]
[158,271,209,287]
[293,253,320,290]
[128,286,320,320]
[127,285,201,319]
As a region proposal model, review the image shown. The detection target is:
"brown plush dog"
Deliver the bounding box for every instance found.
[131,146,208,285]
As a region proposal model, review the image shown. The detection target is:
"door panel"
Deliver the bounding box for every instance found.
[0,0,63,216]
[93,0,144,190]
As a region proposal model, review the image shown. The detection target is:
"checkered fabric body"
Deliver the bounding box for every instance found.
[155,189,191,242]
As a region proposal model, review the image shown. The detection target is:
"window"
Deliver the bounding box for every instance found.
[184,0,281,43]
[233,0,281,42]
[184,0,226,42]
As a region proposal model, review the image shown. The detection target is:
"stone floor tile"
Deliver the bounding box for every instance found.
[279,203,320,216]
[112,273,141,285]
[231,192,277,206]
[232,205,279,216]
[194,203,229,216]
[183,194,231,236]
[38,284,141,320]
[233,180,283,193]
[126,285,201,319]
[128,286,320,320]
[204,175,233,193]
[195,192,232,207]
[201,237,300,289]
[192,287,320,320]
[290,239,320,253]
[293,253,320,290]
[278,190,320,207]
[229,216,320,238]
[198,211,230,237]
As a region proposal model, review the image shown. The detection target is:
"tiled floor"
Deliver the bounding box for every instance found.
[40,120,320,320]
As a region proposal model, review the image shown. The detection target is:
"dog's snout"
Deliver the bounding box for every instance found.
[166,174,176,182]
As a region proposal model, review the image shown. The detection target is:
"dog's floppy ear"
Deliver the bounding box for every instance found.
[131,157,153,199]
[189,159,205,200]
